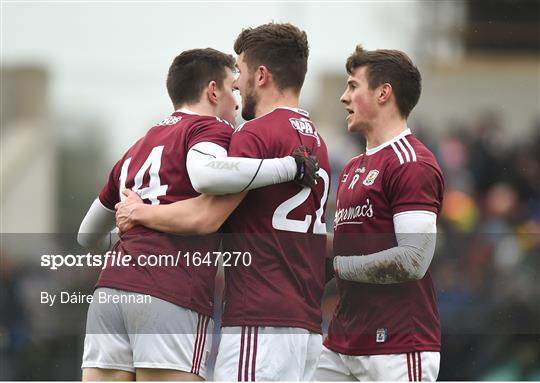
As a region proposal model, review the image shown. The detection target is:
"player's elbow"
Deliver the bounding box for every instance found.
[77,231,105,252]
[190,169,223,195]
[188,220,216,236]
[77,223,96,250]
[186,212,222,236]
[407,267,428,281]
[200,216,224,235]
[193,183,220,196]
[402,245,432,281]
[405,257,432,281]
[77,231,91,249]
[191,177,229,196]
[191,177,211,195]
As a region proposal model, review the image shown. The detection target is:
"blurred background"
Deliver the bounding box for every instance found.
[1,0,539,380]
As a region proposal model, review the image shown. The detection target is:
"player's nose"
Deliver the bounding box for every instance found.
[340,90,350,104]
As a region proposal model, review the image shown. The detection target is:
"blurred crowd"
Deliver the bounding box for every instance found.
[427,113,540,380]
[1,113,539,380]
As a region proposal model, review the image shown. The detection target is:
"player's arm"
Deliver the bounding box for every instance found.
[115,189,245,235]
[187,142,318,193]
[78,158,124,251]
[333,210,437,284]
[77,198,117,252]
[114,141,318,235]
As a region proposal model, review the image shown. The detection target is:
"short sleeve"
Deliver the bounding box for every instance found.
[385,161,444,215]
[187,119,233,152]
[228,129,267,158]
[98,160,122,210]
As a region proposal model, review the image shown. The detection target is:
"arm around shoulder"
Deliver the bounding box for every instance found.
[129,192,247,235]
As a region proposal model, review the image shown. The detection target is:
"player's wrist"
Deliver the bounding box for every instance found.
[291,146,320,188]
[130,203,147,225]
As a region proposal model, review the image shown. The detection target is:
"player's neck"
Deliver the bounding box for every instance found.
[176,102,213,117]
[365,118,408,149]
[255,88,300,118]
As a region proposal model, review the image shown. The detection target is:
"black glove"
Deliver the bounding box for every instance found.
[292,145,320,188]
[325,256,335,283]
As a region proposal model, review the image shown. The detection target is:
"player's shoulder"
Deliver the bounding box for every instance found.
[188,114,235,131]
[272,107,316,133]
[234,107,312,132]
[233,107,324,154]
[343,153,364,172]
[150,111,230,129]
[382,133,440,171]
[233,120,250,133]
[232,112,272,135]
[143,113,232,142]
[231,114,264,140]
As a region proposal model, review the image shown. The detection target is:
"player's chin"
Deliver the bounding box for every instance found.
[346,119,358,133]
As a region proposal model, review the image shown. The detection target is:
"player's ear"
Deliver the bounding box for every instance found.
[378,83,393,104]
[207,81,219,105]
[257,65,270,86]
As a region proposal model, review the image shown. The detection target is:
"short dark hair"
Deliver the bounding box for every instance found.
[234,22,309,93]
[346,45,421,118]
[166,48,235,108]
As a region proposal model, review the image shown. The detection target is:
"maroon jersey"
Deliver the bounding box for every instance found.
[221,107,331,333]
[325,129,444,355]
[96,111,233,316]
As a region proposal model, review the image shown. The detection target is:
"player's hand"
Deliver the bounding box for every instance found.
[115,189,144,234]
[292,145,320,188]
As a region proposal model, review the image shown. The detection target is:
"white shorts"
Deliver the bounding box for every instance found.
[81,287,213,378]
[313,346,439,381]
[213,326,322,381]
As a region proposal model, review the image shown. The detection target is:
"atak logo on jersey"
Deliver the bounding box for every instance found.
[289,118,321,146]
[363,170,379,186]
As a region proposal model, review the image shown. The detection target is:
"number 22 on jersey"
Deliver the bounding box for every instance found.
[118,145,168,205]
[272,168,329,234]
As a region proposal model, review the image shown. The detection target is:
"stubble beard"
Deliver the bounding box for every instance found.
[241,79,258,121]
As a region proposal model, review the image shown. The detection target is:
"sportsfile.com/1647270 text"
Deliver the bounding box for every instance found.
[40,251,252,270]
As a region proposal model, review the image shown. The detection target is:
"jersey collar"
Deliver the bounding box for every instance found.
[365,128,412,156]
[175,108,199,115]
[242,106,310,124]
[275,106,309,117]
